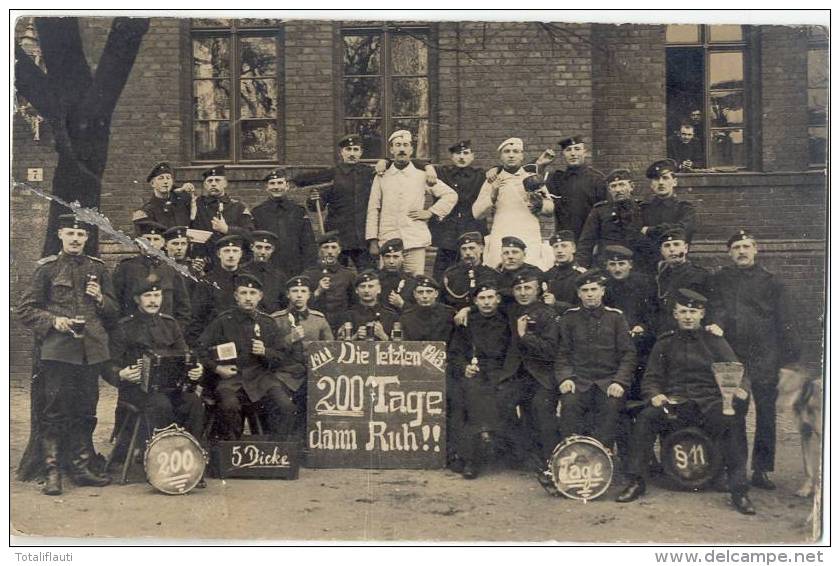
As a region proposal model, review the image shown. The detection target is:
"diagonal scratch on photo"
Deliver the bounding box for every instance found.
[9,13,827,543]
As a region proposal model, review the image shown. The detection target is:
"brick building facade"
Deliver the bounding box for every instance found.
[11,17,827,380]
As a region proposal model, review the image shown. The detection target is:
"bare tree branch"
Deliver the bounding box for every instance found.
[35,17,92,108]
[86,17,150,117]
[13,43,60,121]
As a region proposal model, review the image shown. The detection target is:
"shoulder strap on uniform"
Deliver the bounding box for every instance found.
[36,254,59,265]
[86,255,105,263]
[308,309,326,318]
[604,306,624,314]
[657,330,676,340]
[159,313,176,321]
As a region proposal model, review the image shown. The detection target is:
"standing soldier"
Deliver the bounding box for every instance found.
[297,134,377,271]
[542,230,586,314]
[17,214,117,495]
[576,169,644,269]
[636,159,698,273]
[132,161,195,229]
[441,232,496,311]
[429,140,489,281]
[240,230,288,313]
[251,168,317,277]
[336,270,398,340]
[302,231,356,332]
[378,238,417,314]
[190,165,255,259]
[545,136,606,240]
[112,220,191,326]
[399,275,456,342]
[163,225,206,297]
[711,230,801,490]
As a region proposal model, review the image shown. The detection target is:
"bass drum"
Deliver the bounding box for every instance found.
[143,424,207,495]
[549,435,614,501]
[660,426,721,490]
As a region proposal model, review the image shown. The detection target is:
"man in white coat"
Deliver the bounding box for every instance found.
[366,130,458,276]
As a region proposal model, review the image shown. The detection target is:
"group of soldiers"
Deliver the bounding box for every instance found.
[18,129,800,518]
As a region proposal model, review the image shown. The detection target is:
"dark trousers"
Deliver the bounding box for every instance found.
[750,379,778,472]
[339,248,376,272]
[432,248,459,284]
[216,385,296,440]
[446,369,465,462]
[628,400,749,494]
[39,360,101,461]
[496,374,559,463]
[560,385,625,450]
[459,375,500,464]
[119,385,206,439]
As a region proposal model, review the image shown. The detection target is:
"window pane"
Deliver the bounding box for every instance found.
[194,122,231,161]
[194,80,231,119]
[392,118,429,158]
[808,49,829,89]
[193,37,230,78]
[809,126,827,165]
[192,18,232,28]
[345,119,383,158]
[344,77,381,118]
[240,36,277,77]
[240,79,277,119]
[343,34,381,75]
[710,91,744,126]
[709,25,743,43]
[709,129,744,168]
[709,52,743,89]
[392,77,429,116]
[666,25,700,44]
[241,120,278,160]
[391,33,428,75]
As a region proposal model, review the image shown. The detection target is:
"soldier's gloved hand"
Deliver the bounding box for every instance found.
[216,364,238,379]
[543,291,556,305]
[373,321,388,341]
[368,240,380,257]
[388,291,405,309]
[308,189,321,202]
[53,316,74,333]
[704,324,724,337]
[374,159,388,176]
[290,325,306,343]
[187,363,204,381]
[485,167,499,183]
[119,364,142,384]
[424,164,438,187]
[651,394,670,407]
[559,380,575,394]
[607,383,625,398]
[630,325,645,337]
[211,215,229,234]
[536,149,556,166]
[85,280,103,304]
[251,339,266,356]
[734,387,749,401]
[454,307,471,327]
[464,363,479,379]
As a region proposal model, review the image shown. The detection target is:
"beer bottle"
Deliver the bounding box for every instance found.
[391,322,403,341]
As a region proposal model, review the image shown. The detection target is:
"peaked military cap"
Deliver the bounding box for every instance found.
[380,238,404,255]
[674,288,708,309]
[133,273,162,296]
[338,133,363,148]
[448,139,472,153]
[147,161,174,183]
[354,269,380,287]
[472,277,500,297]
[645,158,678,179]
[414,274,440,291]
[163,226,189,241]
[135,220,167,237]
[263,168,287,182]
[549,230,576,245]
[235,273,263,290]
[202,165,226,179]
[512,266,542,286]
[605,169,633,184]
[500,236,527,250]
[250,230,279,247]
[575,269,607,288]
[558,136,585,149]
[57,214,89,230]
[457,232,484,247]
[659,226,687,244]
[727,229,756,248]
[602,245,634,262]
[216,234,245,250]
[286,275,312,290]
[316,230,340,246]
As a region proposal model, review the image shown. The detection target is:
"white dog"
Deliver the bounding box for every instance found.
[776,365,823,498]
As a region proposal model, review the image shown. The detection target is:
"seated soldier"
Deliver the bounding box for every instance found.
[336,269,398,340]
[197,274,303,440]
[302,231,356,333]
[271,275,334,436]
[106,276,206,447]
[378,238,417,314]
[555,270,636,453]
[240,230,288,313]
[399,275,456,342]
[441,231,497,312]
[615,289,755,515]
[542,230,586,315]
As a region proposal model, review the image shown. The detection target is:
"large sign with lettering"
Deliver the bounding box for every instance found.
[305,341,447,469]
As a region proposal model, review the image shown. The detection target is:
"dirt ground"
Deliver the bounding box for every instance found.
[9,381,821,543]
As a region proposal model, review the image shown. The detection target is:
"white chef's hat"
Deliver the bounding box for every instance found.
[388,130,413,144]
[497,137,524,152]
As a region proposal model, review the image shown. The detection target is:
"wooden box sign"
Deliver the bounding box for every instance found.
[211,437,300,479]
[305,341,447,469]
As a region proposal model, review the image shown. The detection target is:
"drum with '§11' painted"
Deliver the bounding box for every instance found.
[144,424,207,495]
[548,435,614,501]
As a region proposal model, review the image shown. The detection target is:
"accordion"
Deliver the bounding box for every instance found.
[140,352,189,393]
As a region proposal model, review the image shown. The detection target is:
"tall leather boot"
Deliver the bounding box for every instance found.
[41,436,62,496]
[69,430,111,487]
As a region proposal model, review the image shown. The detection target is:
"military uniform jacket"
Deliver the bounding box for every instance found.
[546,164,606,239]
[302,262,356,329]
[379,269,417,313]
[18,252,119,365]
[639,195,696,242]
[441,263,496,310]
[197,307,300,402]
[604,272,656,331]
[506,301,559,390]
[336,304,398,339]
[240,260,288,313]
[555,305,637,392]
[655,260,717,333]
[710,264,800,373]
[429,165,488,251]
[448,309,512,384]
[112,254,191,324]
[271,307,333,391]
[576,199,645,268]
[543,263,585,313]
[251,196,317,276]
[642,329,745,414]
[134,193,192,229]
[191,194,255,240]
[299,163,375,251]
[106,311,189,388]
[186,266,240,343]
[399,303,456,342]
